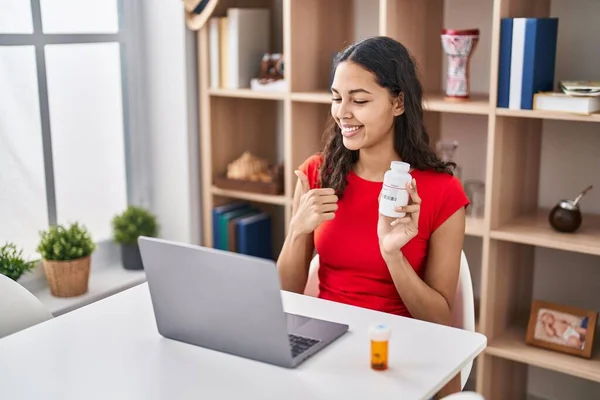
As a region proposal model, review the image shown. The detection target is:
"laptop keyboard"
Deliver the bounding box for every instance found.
[288,334,320,358]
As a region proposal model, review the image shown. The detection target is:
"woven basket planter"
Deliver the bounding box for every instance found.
[43,255,91,297]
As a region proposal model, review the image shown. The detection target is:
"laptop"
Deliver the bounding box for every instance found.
[138,236,349,368]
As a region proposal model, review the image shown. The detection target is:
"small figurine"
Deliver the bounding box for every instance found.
[227,152,272,183]
[258,53,284,84]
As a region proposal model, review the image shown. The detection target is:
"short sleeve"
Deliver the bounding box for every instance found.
[297,154,323,190]
[431,176,470,232]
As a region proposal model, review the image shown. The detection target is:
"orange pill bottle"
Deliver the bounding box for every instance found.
[369,323,391,371]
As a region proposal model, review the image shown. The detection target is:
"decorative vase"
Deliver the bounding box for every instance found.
[121,243,144,270]
[43,256,91,297]
[441,29,480,100]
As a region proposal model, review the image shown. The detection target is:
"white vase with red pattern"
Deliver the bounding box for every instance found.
[441,29,480,100]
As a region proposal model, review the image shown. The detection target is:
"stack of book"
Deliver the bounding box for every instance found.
[497,17,559,110]
[212,201,273,260]
[533,81,600,115]
[497,17,600,115]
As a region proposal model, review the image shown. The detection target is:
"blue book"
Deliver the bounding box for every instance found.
[212,201,249,249]
[219,207,258,251]
[236,212,272,260]
[497,18,514,108]
[520,18,559,109]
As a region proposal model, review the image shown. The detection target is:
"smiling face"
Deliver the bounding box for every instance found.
[330,61,404,151]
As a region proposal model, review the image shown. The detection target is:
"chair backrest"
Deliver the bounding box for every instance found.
[442,391,485,399]
[304,254,321,298]
[453,250,475,389]
[303,250,475,389]
[0,273,53,339]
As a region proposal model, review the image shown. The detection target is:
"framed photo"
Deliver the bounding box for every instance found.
[526,300,598,358]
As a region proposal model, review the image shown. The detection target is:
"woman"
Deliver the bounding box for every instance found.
[276,36,469,397]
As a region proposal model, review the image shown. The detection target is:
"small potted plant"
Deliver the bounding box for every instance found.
[112,205,159,270]
[37,222,96,297]
[0,242,37,281]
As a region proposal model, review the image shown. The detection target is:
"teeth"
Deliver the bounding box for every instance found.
[342,126,362,133]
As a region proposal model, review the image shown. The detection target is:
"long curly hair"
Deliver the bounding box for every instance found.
[319,36,456,197]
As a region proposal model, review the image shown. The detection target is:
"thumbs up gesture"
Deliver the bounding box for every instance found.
[289,170,339,236]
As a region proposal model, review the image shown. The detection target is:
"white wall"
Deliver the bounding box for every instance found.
[141,1,199,245]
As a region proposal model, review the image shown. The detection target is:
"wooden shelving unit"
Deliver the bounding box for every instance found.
[196,0,600,398]
[486,328,600,384]
[211,186,289,206]
[424,93,491,115]
[496,107,600,123]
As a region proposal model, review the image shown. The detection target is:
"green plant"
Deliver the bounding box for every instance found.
[0,242,37,281]
[112,205,159,245]
[37,222,96,261]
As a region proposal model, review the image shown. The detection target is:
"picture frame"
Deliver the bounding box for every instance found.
[526,300,598,359]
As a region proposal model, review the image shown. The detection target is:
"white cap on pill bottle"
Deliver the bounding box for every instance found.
[369,323,391,341]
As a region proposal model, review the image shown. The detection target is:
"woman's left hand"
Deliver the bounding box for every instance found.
[377,178,421,258]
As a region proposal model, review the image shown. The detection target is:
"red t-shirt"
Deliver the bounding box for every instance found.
[299,154,469,318]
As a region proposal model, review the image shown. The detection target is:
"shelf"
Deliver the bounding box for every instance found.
[486,327,600,383]
[465,216,485,237]
[424,93,490,115]
[212,186,288,205]
[208,87,287,100]
[496,107,600,123]
[290,92,493,115]
[290,91,331,104]
[490,209,600,256]
[32,263,146,317]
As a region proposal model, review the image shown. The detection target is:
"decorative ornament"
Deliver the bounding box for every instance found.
[441,29,480,100]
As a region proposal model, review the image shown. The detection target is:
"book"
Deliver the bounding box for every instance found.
[533,92,600,114]
[236,212,272,260]
[208,17,221,89]
[497,18,514,108]
[498,18,559,109]
[218,206,258,251]
[212,201,249,249]
[219,16,229,89]
[519,18,559,109]
[228,209,260,252]
[508,18,526,109]
[560,81,600,97]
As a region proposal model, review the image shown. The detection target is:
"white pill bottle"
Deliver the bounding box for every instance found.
[379,161,412,218]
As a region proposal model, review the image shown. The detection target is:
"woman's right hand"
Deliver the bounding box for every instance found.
[290,170,338,236]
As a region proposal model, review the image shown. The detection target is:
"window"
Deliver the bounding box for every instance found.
[0,0,147,257]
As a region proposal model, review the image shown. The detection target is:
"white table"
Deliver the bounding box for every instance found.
[0,283,486,400]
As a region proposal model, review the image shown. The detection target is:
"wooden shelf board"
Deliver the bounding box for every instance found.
[490,209,600,256]
[290,91,331,104]
[211,186,289,205]
[29,263,146,317]
[465,216,485,237]
[423,93,490,115]
[209,88,287,100]
[291,92,492,115]
[496,107,600,123]
[486,327,600,383]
